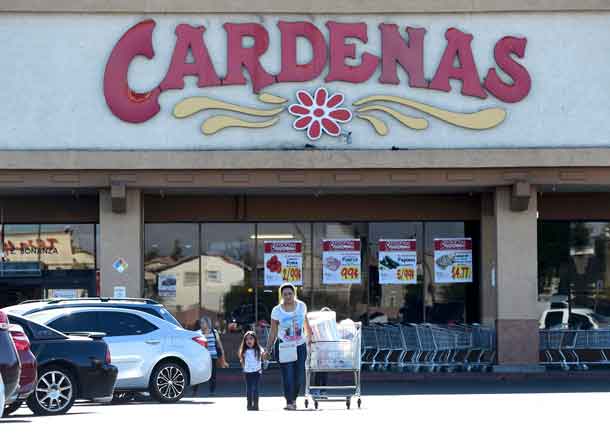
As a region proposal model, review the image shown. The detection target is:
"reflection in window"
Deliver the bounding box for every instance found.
[256,223,312,315]
[538,221,610,329]
[202,223,256,333]
[313,222,368,322]
[423,222,470,324]
[3,224,95,270]
[144,223,199,325]
[368,222,424,324]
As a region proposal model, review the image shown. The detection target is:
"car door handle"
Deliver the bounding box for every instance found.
[145,340,161,345]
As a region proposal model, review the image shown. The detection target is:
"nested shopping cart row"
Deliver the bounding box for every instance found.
[361,323,496,372]
[539,329,610,370]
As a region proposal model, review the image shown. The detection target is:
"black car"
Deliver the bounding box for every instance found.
[0,310,20,405]
[6,314,118,416]
[4,297,182,327]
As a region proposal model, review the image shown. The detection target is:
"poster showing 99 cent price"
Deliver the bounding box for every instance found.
[264,241,303,286]
[378,239,417,284]
[434,238,473,283]
[322,239,361,284]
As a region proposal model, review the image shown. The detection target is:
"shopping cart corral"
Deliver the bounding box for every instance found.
[539,329,610,370]
[305,321,362,410]
[360,323,497,373]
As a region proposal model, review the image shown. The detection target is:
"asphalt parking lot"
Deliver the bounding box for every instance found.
[3,379,610,436]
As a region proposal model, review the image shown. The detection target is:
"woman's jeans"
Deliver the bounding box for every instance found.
[279,343,307,404]
[244,372,261,409]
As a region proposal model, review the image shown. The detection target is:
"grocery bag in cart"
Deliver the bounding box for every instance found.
[308,307,339,341]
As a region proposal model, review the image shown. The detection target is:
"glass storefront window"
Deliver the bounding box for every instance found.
[368,222,424,323]
[143,220,481,331]
[3,224,95,270]
[201,223,256,333]
[144,223,200,325]
[538,221,610,329]
[40,224,95,270]
[423,222,473,324]
[313,222,368,322]
[256,223,312,314]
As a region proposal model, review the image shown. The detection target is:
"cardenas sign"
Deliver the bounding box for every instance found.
[105,19,529,141]
[0,13,608,150]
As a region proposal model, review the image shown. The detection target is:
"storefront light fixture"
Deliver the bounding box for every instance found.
[250,234,294,239]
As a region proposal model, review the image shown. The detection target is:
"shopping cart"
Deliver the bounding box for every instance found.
[305,322,362,410]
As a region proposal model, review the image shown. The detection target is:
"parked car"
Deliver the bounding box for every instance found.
[3,324,37,416]
[0,310,20,407]
[3,297,182,327]
[6,314,118,416]
[539,308,610,330]
[26,307,212,403]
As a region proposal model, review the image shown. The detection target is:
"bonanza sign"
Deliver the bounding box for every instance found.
[103,19,530,139]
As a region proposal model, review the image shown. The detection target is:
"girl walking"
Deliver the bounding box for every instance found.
[238,330,263,411]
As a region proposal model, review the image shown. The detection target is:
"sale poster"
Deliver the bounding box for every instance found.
[378,239,417,285]
[434,238,473,283]
[264,241,303,286]
[322,239,361,284]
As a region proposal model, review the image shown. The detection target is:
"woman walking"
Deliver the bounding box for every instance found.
[264,282,311,410]
[194,316,227,396]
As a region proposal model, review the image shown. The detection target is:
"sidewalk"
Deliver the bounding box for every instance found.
[194,367,610,397]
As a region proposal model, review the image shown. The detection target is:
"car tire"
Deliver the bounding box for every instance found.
[26,366,78,416]
[2,401,23,417]
[149,361,187,404]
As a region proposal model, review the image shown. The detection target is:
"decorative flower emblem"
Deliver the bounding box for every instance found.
[288,88,352,140]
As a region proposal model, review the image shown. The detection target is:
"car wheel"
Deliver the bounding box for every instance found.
[3,401,23,417]
[149,362,187,403]
[26,366,77,416]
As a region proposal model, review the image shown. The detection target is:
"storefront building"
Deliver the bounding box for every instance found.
[1,1,610,372]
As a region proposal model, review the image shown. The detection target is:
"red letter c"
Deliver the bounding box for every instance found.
[103,20,162,123]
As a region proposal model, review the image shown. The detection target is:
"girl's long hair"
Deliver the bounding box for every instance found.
[238,330,263,362]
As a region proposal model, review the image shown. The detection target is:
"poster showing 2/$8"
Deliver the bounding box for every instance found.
[434,238,473,283]
[378,239,417,285]
[264,241,303,286]
[322,239,362,284]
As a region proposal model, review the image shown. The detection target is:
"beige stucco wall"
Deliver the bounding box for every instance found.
[99,189,142,298]
[1,0,609,13]
[495,186,538,320]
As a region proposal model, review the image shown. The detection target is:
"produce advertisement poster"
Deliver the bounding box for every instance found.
[434,238,473,283]
[378,239,417,285]
[322,239,361,284]
[264,241,303,286]
[158,273,177,297]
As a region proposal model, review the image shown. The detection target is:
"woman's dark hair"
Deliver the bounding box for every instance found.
[238,330,262,362]
[280,282,296,295]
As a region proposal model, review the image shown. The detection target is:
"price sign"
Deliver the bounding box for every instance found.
[378,239,417,285]
[281,266,302,283]
[264,241,303,286]
[322,239,362,284]
[434,238,473,284]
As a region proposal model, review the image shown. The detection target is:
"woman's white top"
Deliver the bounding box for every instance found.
[243,348,262,373]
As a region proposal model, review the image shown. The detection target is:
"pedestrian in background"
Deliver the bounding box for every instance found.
[238,330,263,411]
[264,282,312,410]
[193,316,227,396]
